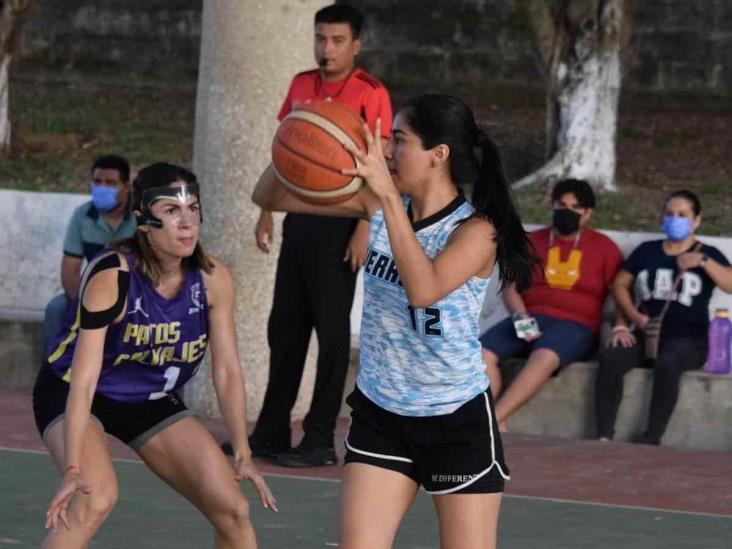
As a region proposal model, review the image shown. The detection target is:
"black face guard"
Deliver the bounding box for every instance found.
[135,182,202,229]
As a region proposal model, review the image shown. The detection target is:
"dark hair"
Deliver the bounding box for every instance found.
[400,94,538,291]
[91,154,130,183]
[117,162,213,285]
[551,178,596,208]
[665,189,702,216]
[315,4,364,38]
[130,162,197,213]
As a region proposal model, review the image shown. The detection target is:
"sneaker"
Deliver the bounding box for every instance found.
[274,445,338,468]
[220,437,290,459]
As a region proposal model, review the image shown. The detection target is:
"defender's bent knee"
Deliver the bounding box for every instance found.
[215,497,253,537]
[76,488,118,527]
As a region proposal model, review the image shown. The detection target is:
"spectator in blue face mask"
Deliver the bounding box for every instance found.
[42,155,137,353]
[595,189,732,445]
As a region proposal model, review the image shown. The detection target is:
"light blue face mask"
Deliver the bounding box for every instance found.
[661,215,692,242]
[91,184,119,212]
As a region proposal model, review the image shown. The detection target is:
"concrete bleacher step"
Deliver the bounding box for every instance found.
[3,189,732,453]
[339,354,732,452]
[0,320,43,391]
[499,360,732,452]
[4,320,730,452]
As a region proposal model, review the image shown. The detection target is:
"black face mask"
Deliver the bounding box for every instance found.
[552,208,581,235]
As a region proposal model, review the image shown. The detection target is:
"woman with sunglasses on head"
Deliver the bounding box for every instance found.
[253,94,537,549]
[34,163,275,549]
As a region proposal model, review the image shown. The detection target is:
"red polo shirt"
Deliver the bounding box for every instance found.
[277,68,392,137]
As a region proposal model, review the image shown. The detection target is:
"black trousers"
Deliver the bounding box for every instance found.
[251,236,357,449]
[594,333,707,444]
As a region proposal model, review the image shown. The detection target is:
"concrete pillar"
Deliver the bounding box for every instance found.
[188,1,330,419]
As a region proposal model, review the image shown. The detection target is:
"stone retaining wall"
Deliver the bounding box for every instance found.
[18,0,731,96]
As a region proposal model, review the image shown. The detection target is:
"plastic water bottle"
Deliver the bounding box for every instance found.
[707,308,731,374]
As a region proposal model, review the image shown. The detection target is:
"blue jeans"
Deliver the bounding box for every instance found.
[479,314,596,369]
[43,293,71,356]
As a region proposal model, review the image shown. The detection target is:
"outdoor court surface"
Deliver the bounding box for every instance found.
[1,388,730,548]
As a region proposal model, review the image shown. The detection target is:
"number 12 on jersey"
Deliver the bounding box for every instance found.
[407,306,443,336]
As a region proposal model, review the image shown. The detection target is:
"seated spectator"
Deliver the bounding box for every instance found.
[595,190,732,445]
[481,179,622,430]
[42,155,137,351]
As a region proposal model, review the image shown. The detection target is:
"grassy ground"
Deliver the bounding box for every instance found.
[0,74,193,192]
[514,179,732,236]
[1,71,730,235]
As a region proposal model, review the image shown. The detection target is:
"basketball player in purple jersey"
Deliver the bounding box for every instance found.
[34,163,275,548]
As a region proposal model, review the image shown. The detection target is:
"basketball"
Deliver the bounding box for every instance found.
[271,101,368,205]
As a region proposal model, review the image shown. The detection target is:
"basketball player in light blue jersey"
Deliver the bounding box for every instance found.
[253,94,537,549]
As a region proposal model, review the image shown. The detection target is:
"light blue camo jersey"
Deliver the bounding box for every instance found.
[357,194,491,416]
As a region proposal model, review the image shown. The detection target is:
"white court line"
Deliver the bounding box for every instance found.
[2,446,730,519]
[0,445,345,480]
[501,493,732,519]
[0,445,142,465]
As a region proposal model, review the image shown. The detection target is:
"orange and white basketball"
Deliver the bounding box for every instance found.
[271,102,368,205]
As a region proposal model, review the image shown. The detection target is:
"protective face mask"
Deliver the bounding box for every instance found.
[137,182,202,229]
[661,215,692,241]
[91,184,119,212]
[552,208,581,235]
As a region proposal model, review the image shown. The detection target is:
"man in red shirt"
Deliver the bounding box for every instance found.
[222,4,393,467]
[480,179,622,430]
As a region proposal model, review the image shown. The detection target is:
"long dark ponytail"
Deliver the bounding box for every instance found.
[401,94,538,290]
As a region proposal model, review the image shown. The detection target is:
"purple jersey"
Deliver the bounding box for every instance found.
[47,253,209,403]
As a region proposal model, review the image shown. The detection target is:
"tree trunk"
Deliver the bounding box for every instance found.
[0,54,10,151]
[514,0,633,192]
[0,0,36,154]
[187,0,325,418]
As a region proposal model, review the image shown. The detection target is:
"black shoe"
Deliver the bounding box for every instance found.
[634,433,661,446]
[220,437,290,458]
[275,445,338,468]
[640,437,661,446]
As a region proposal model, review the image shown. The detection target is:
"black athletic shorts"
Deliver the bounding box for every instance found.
[32,363,193,450]
[344,386,510,494]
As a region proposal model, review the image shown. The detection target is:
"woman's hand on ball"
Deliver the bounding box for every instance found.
[342,119,396,200]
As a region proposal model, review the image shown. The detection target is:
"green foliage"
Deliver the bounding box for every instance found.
[3,75,730,237]
[0,78,194,192]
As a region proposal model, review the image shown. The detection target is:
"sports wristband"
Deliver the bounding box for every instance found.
[612,325,630,333]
